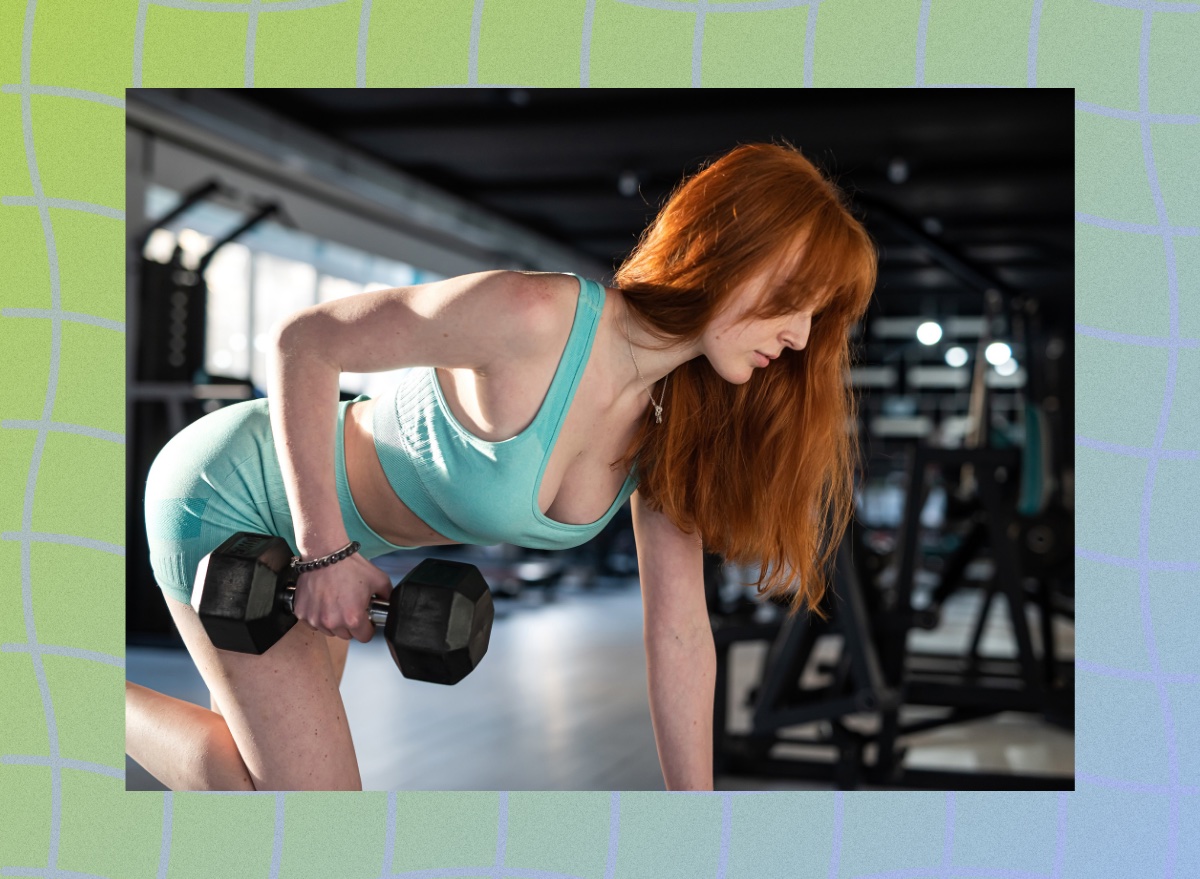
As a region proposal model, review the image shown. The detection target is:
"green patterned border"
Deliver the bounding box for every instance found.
[2,0,1195,876]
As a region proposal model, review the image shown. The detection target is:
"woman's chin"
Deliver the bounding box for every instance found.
[709,356,756,384]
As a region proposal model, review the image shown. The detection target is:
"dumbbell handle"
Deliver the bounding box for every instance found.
[281,587,390,627]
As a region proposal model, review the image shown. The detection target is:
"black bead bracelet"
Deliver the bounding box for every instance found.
[290,540,362,574]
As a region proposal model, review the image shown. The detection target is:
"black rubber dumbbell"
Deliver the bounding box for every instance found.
[191,532,494,685]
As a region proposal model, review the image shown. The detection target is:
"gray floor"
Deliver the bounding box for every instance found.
[126,568,1074,791]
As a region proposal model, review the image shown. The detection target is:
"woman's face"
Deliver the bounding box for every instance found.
[702,266,815,384]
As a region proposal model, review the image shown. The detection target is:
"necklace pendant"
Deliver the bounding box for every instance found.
[654,405,663,424]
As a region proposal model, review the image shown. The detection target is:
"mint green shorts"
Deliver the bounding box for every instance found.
[143,395,416,605]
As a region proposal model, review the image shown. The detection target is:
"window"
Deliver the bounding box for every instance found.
[204,243,251,378]
[252,252,317,392]
[143,185,443,397]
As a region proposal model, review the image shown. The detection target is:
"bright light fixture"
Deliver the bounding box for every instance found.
[945,346,969,368]
[995,358,1019,377]
[917,321,943,345]
[985,342,1012,366]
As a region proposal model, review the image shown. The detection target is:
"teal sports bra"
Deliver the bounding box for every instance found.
[371,273,640,549]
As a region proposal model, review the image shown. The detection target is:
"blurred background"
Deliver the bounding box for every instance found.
[125,88,1073,791]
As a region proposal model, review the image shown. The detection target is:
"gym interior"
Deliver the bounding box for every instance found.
[125,88,1074,791]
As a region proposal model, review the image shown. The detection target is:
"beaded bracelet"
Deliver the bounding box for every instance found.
[290,540,362,574]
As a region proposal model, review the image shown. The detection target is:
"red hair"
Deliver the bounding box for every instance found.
[614,142,877,620]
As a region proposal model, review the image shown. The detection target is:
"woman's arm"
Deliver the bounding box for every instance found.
[268,318,351,560]
[630,490,716,791]
[264,270,555,641]
[269,269,553,553]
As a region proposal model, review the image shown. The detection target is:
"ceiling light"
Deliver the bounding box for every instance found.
[916,321,943,345]
[985,341,1013,366]
[995,358,1019,377]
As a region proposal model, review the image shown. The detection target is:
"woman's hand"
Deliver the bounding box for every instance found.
[291,553,393,643]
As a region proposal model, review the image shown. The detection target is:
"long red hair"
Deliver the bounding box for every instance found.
[614,142,877,620]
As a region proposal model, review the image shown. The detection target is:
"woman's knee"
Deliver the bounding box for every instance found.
[165,593,362,791]
[192,717,257,791]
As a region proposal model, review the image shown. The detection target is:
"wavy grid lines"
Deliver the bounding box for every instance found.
[1075,433,1196,460]
[581,0,596,86]
[246,0,263,87]
[604,791,620,879]
[490,792,509,878]
[1090,0,1199,12]
[130,0,351,87]
[1,869,113,879]
[9,0,82,868]
[357,0,372,87]
[1077,211,1200,237]
[915,0,932,86]
[1,420,124,444]
[3,308,126,332]
[1028,0,1044,86]
[1076,99,1199,125]
[2,755,125,781]
[0,83,125,110]
[942,793,957,877]
[1076,546,1199,573]
[116,0,1196,94]
[0,532,125,555]
[1077,659,1199,685]
[126,0,837,90]
[691,1,706,89]
[469,0,485,86]
[603,0,824,87]
[1075,322,1200,349]
[2,642,123,669]
[849,869,1050,879]
[382,791,398,878]
[612,0,815,8]
[1,196,124,221]
[148,791,624,879]
[271,792,287,879]
[149,0,347,11]
[139,789,930,879]
[0,4,130,866]
[1126,8,1187,875]
[156,792,174,879]
[0,2,1129,876]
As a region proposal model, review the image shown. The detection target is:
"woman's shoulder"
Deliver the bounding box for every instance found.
[505,270,593,347]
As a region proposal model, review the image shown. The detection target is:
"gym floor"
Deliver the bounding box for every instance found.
[126,564,1074,791]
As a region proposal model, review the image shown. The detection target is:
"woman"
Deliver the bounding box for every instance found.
[125,141,877,791]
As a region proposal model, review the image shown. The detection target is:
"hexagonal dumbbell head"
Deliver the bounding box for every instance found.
[384,558,494,685]
[192,533,298,654]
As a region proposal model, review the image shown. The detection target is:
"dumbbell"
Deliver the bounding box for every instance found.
[191,532,494,685]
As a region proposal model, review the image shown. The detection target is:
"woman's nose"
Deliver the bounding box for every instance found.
[785,315,812,349]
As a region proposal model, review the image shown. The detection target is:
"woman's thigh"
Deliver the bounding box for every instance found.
[165,592,362,791]
[210,633,349,717]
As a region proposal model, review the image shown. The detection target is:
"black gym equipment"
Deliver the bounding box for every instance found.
[193,532,495,685]
[713,505,1072,790]
[128,180,281,641]
[711,197,1072,790]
